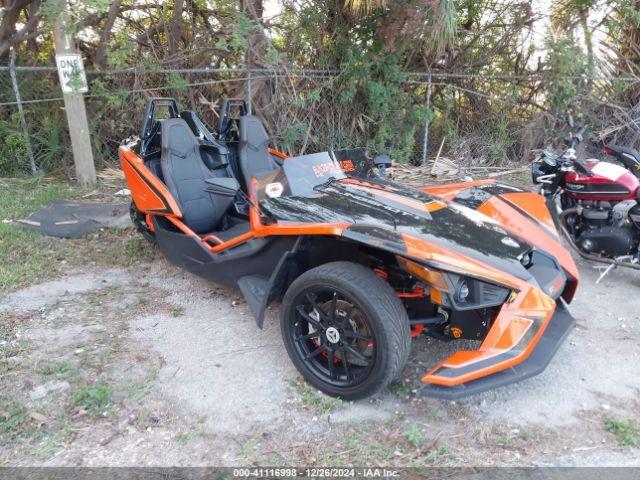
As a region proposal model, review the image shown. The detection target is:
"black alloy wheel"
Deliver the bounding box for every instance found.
[280,262,411,400]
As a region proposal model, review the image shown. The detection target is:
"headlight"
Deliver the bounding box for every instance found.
[454,277,470,303]
[445,273,510,310]
[397,256,511,310]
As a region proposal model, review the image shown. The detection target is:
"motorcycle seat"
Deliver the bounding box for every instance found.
[605,144,640,176]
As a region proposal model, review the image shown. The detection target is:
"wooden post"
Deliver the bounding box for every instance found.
[53,13,96,188]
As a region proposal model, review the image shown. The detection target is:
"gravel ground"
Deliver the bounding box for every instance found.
[130,253,640,432]
[2,247,639,466]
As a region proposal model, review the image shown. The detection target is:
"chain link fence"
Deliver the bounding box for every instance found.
[2,63,640,177]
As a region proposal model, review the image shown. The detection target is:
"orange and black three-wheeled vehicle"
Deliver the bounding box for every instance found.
[120,98,579,400]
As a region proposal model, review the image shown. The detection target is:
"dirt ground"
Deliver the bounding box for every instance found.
[1,237,640,467]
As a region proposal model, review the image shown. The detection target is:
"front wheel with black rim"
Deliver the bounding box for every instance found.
[280,261,411,400]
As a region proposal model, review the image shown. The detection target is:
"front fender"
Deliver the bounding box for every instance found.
[423,181,579,302]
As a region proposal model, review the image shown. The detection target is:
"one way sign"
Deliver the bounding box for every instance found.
[55,53,88,94]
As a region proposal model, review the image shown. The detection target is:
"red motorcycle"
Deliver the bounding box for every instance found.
[532,124,640,276]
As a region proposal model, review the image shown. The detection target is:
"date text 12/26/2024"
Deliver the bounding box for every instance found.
[232,468,400,478]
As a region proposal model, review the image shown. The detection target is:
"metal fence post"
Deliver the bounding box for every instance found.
[247,71,253,114]
[421,72,432,166]
[9,48,38,175]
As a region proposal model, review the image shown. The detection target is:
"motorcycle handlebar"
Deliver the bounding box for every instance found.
[572,158,593,176]
[567,125,587,149]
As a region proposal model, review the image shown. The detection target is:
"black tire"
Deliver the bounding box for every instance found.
[280,261,411,400]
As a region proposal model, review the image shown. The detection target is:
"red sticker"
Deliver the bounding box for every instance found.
[340,160,356,172]
[312,162,338,177]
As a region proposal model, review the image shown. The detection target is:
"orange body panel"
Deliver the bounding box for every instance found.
[421,179,497,201]
[500,192,557,233]
[268,148,289,159]
[476,195,579,289]
[346,182,447,214]
[400,231,559,387]
[422,179,579,300]
[422,286,554,387]
[120,147,182,217]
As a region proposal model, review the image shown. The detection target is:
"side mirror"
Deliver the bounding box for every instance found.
[205,177,240,197]
[374,154,392,178]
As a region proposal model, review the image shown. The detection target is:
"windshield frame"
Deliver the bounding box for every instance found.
[256,150,361,200]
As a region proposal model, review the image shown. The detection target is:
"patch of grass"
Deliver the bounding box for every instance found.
[364,443,395,463]
[69,384,113,416]
[404,423,423,449]
[0,312,28,359]
[28,433,63,460]
[0,397,33,443]
[136,408,150,429]
[35,360,75,379]
[175,432,189,443]
[196,415,207,424]
[170,305,185,317]
[391,382,410,396]
[123,366,159,403]
[519,427,531,441]
[0,179,157,296]
[426,408,440,421]
[345,436,358,450]
[292,380,343,413]
[241,438,259,457]
[104,234,154,267]
[0,178,81,293]
[424,443,454,463]
[605,419,640,446]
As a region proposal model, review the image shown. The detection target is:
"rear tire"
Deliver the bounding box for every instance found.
[280,261,411,400]
[129,201,156,244]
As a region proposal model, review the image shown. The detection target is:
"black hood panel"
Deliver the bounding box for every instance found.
[260,177,533,280]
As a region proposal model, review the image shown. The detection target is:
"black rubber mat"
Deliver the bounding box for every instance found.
[20,200,130,238]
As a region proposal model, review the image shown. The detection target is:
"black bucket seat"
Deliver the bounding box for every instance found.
[238,115,278,191]
[160,118,235,233]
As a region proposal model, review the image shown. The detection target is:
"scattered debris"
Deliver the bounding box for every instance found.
[19,201,130,238]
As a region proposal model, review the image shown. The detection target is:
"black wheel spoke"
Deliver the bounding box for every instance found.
[304,293,329,321]
[304,345,325,360]
[295,331,321,342]
[341,348,352,381]
[344,344,371,363]
[296,305,323,329]
[327,349,336,379]
[329,291,338,322]
[342,331,372,342]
